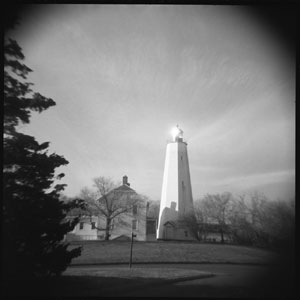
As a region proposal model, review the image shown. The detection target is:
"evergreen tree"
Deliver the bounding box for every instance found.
[3,23,85,278]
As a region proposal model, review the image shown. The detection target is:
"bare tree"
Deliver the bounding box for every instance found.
[79,177,142,240]
[228,194,257,245]
[181,190,295,249]
[146,199,160,219]
[228,192,295,248]
[248,194,295,248]
[201,192,232,243]
[247,192,270,245]
[180,199,205,240]
[181,194,232,242]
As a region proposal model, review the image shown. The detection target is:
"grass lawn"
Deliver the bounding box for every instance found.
[64,266,214,280]
[69,240,279,265]
[3,242,292,298]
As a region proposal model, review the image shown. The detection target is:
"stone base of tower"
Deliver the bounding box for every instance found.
[157,220,196,241]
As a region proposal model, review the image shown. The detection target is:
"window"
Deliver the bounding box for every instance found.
[132,219,138,230]
[184,231,188,237]
[110,219,114,230]
[132,204,138,215]
[79,222,84,230]
[91,222,96,229]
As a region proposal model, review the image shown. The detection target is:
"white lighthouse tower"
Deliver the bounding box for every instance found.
[157,125,195,240]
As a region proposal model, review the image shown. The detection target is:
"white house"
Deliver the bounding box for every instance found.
[65,176,156,241]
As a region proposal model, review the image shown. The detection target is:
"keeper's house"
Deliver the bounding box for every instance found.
[65,176,157,241]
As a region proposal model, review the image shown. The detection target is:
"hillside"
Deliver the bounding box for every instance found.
[69,241,279,265]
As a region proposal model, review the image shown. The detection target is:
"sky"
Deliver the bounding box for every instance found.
[11,5,295,201]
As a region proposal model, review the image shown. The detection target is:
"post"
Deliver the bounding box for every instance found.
[129,232,134,269]
[129,231,137,269]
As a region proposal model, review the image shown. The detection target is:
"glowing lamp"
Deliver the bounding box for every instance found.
[171,126,180,141]
[171,125,183,142]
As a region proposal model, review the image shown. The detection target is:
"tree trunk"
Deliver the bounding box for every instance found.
[220,227,224,244]
[203,225,207,241]
[105,218,111,241]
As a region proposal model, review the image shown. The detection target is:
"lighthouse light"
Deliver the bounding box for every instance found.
[171,126,180,140]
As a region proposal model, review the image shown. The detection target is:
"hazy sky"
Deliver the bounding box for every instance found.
[12,5,295,201]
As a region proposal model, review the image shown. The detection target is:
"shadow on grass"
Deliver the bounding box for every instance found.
[3,275,168,298]
[2,267,294,299]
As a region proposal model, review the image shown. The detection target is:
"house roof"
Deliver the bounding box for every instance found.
[164,221,177,227]
[163,220,188,228]
[96,183,138,202]
[112,184,137,193]
[67,179,140,217]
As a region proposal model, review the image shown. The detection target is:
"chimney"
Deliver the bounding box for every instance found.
[123,175,130,186]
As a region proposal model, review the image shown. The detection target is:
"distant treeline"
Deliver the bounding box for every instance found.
[183,192,294,250]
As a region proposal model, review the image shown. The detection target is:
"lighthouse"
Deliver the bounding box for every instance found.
[157,125,195,240]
